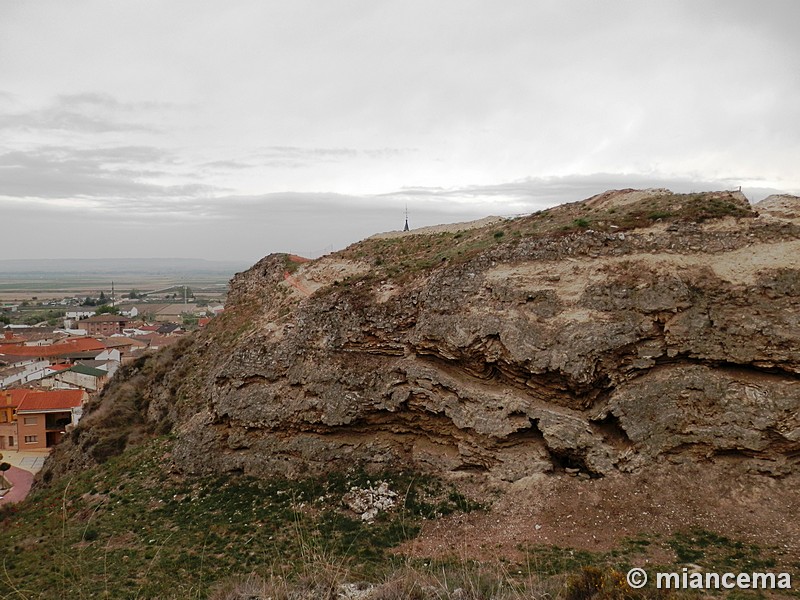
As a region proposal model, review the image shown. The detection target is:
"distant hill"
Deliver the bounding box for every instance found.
[0,258,250,277]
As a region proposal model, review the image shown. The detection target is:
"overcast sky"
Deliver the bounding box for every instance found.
[2,1,798,262]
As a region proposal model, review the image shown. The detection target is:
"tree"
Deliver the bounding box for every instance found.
[98,291,107,304]
[96,305,120,315]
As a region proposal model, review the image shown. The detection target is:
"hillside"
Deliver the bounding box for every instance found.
[5,189,800,598]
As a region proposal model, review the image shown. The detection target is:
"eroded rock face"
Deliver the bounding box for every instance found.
[42,190,800,485]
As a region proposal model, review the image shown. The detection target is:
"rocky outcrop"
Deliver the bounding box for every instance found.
[40,190,800,486]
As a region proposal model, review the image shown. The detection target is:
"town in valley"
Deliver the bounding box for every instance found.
[0,275,228,460]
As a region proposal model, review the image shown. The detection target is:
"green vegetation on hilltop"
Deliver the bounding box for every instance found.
[332,191,755,284]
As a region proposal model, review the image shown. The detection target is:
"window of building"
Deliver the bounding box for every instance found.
[24,435,38,444]
[23,416,38,425]
[8,436,13,447]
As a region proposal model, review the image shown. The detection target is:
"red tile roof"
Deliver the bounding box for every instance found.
[0,390,22,408]
[16,389,86,412]
[51,338,107,351]
[1,388,40,409]
[0,338,106,358]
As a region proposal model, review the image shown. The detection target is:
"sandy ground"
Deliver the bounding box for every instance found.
[281,257,372,298]
[584,188,672,210]
[486,238,800,307]
[401,463,800,570]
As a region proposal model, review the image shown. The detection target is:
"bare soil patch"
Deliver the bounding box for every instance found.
[401,463,800,569]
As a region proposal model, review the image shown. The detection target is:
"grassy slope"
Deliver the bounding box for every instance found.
[1,437,790,598]
[1,438,483,598]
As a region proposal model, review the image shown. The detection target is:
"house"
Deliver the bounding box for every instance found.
[2,326,64,346]
[156,323,183,335]
[120,306,139,318]
[0,390,18,450]
[132,303,204,322]
[122,327,153,336]
[79,314,130,336]
[102,336,147,354]
[14,389,87,450]
[75,359,119,378]
[55,327,88,337]
[65,310,96,320]
[1,331,26,345]
[40,364,109,392]
[0,338,119,389]
[132,333,181,351]
[0,355,51,388]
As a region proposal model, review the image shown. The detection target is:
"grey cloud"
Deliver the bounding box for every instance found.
[362,148,417,159]
[0,108,153,134]
[199,148,378,172]
[249,147,361,169]
[197,147,417,172]
[263,146,359,158]
[382,173,782,211]
[56,93,127,111]
[0,146,218,202]
[0,93,162,133]
[66,145,173,163]
[247,146,416,169]
[202,159,253,170]
[55,92,174,112]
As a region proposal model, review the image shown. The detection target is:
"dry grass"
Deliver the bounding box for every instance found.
[207,561,677,600]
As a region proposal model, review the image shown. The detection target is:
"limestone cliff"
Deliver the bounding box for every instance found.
[40,189,800,486]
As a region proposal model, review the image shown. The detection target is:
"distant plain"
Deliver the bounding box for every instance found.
[0,259,245,303]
